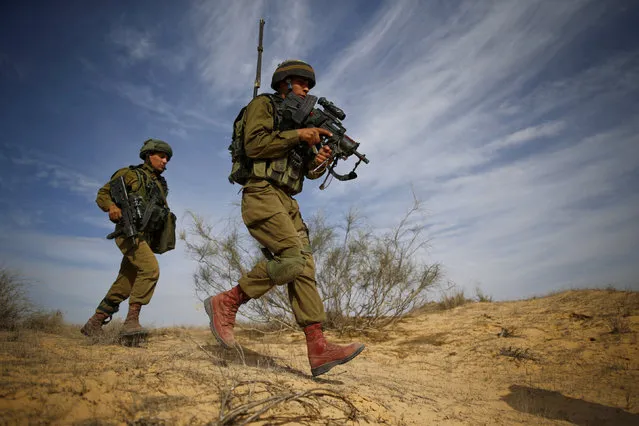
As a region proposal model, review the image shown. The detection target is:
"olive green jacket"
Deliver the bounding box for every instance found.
[96,163,167,212]
[244,95,327,183]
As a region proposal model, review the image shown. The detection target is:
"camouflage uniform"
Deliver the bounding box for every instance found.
[205,60,365,377]
[81,139,173,337]
[238,95,327,326]
[94,163,168,316]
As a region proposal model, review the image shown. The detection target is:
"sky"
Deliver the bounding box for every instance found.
[1,0,638,327]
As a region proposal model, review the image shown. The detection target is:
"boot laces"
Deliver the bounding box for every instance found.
[220,297,240,327]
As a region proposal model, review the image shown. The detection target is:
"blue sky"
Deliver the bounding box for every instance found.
[1,0,638,326]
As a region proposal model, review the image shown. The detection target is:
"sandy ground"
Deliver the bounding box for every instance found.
[1,289,638,425]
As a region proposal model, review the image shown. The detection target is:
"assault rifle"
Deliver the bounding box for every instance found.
[280,93,370,188]
[107,176,169,240]
[106,176,144,240]
[106,176,167,241]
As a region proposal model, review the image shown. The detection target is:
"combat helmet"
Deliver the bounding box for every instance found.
[270,59,316,90]
[139,138,173,160]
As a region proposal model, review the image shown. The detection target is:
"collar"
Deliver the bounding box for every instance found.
[141,162,161,177]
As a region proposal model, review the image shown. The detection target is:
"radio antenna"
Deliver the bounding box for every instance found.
[253,19,265,98]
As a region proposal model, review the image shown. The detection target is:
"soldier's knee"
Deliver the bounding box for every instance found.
[267,246,306,285]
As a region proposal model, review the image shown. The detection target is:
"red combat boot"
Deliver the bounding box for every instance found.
[304,323,365,377]
[204,285,250,348]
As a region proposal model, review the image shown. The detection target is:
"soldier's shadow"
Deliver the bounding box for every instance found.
[502,385,639,426]
[201,343,343,384]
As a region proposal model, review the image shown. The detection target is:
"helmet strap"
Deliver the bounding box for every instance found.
[286,78,293,93]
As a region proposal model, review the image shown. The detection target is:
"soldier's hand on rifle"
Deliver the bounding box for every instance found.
[298,128,332,147]
[108,204,122,223]
[315,145,332,165]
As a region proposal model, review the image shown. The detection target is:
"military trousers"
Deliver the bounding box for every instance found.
[238,179,326,327]
[96,236,160,315]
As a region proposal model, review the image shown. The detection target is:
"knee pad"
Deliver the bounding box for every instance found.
[266,246,306,285]
[97,298,120,315]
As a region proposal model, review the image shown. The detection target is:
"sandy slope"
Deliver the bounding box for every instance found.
[1,289,638,425]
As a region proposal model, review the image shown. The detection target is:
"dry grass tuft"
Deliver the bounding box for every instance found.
[497,326,518,338]
[499,346,538,362]
[82,318,131,346]
[217,380,360,425]
[569,312,593,321]
[474,286,493,302]
[438,289,472,310]
[607,315,631,334]
[22,310,66,334]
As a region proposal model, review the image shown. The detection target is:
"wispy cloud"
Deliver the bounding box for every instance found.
[2,141,99,199]
[3,0,637,325]
[10,155,100,196]
[113,82,181,124]
[189,0,266,103]
[107,23,191,73]
[485,121,566,152]
[0,52,26,81]
[293,0,639,296]
[189,0,329,105]
[89,77,227,136]
[109,26,156,63]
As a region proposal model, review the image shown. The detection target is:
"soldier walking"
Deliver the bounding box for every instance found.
[205,61,365,377]
[81,139,175,338]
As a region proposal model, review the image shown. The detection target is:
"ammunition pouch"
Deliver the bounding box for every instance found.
[228,94,307,192]
[251,148,305,194]
[228,142,253,185]
[143,204,169,234]
[148,211,176,254]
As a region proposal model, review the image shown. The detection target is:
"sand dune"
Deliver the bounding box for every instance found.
[1,289,638,425]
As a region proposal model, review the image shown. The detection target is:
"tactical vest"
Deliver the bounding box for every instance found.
[110,165,175,253]
[111,165,168,204]
[228,94,307,195]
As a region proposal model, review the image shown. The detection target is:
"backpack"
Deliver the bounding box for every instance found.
[228,94,280,185]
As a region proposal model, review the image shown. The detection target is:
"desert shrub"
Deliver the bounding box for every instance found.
[607,315,631,334]
[0,268,32,330]
[475,286,493,302]
[182,199,441,331]
[22,310,65,334]
[438,288,472,310]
